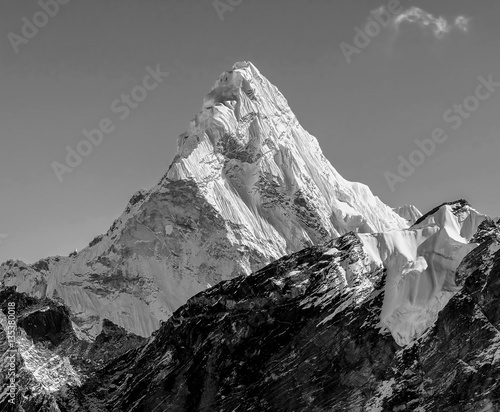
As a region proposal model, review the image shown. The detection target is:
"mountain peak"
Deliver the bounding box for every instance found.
[1,62,407,338]
[413,199,470,226]
[168,60,293,178]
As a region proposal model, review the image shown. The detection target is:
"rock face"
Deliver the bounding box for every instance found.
[37,200,497,412]
[0,61,406,338]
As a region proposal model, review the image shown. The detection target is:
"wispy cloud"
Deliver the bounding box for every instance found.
[455,16,470,32]
[393,7,469,38]
[0,233,8,244]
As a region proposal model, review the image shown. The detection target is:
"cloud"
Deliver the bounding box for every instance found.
[0,233,8,244]
[455,16,470,32]
[393,7,469,38]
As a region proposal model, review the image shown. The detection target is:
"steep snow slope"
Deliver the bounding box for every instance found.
[394,204,422,225]
[360,200,487,345]
[0,61,407,338]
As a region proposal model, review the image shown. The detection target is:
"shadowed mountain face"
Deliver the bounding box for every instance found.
[15,201,492,412]
[0,62,406,339]
[0,287,146,411]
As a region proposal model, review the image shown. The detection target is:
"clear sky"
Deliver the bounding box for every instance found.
[1,0,499,263]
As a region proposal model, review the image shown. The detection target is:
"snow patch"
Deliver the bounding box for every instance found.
[365,378,397,411]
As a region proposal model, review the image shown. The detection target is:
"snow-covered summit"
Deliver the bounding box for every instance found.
[166,61,406,236]
[0,61,407,338]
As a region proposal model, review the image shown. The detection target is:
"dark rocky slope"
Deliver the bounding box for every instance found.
[0,288,145,412]
[48,207,500,412]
